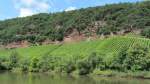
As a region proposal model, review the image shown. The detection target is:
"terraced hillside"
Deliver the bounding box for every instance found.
[0,36,150,60]
[1,36,150,74]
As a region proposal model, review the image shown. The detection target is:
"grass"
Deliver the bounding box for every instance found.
[0,44,59,58]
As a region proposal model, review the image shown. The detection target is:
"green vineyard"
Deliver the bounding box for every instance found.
[0,36,150,60]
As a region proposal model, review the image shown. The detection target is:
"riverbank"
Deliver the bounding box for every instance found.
[70,70,150,79]
[9,69,150,80]
[91,70,150,79]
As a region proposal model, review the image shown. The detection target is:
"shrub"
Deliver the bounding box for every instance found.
[26,35,36,43]
[97,27,111,35]
[123,44,150,71]
[29,58,40,72]
[63,60,76,74]
[8,51,20,69]
[77,52,103,75]
[38,55,54,72]
[77,59,92,75]
[19,58,30,72]
[110,48,128,71]
[35,36,47,43]
[48,56,62,71]
[87,52,103,70]
[111,44,150,71]
[55,33,64,41]
[37,55,63,72]
[141,27,150,38]
[1,62,10,70]
[0,58,8,70]
[95,56,106,70]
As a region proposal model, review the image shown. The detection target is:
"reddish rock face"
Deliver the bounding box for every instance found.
[5,41,29,49]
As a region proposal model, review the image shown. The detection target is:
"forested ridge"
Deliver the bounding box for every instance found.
[0,1,150,45]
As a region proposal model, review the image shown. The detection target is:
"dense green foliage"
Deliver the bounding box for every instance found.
[141,27,150,38]
[0,1,150,44]
[111,44,150,71]
[0,36,150,75]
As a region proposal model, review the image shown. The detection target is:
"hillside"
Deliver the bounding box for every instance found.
[0,1,150,75]
[1,36,150,60]
[1,36,150,74]
[0,1,150,47]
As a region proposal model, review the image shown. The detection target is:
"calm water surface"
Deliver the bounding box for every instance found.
[0,72,150,84]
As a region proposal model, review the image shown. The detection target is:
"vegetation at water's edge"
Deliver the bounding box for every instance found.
[0,1,149,44]
[1,36,150,78]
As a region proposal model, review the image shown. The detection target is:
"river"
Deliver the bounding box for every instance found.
[0,72,150,84]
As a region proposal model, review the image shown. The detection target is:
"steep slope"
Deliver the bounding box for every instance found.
[1,36,150,60]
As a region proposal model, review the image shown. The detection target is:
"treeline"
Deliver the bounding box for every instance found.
[0,43,150,75]
[0,1,150,44]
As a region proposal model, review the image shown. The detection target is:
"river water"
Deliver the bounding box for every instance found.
[0,72,150,84]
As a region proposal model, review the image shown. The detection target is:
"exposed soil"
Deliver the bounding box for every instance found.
[5,41,30,49]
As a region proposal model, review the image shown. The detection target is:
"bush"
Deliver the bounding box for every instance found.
[38,55,55,72]
[123,44,150,71]
[63,60,76,74]
[8,51,20,69]
[48,56,62,71]
[141,27,150,38]
[0,58,8,70]
[110,48,128,71]
[29,58,40,72]
[55,30,64,41]
[35,55,64,72]
[77,59,92,75]
[87,52,103,70]
[26,35,36,43]
[77,52,103,75]
[19,58,30,72]
[1,62,10,70]
[111,44,150,71]
[97,27,111,35]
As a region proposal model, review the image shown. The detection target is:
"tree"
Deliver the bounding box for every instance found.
[97,27,111,35]
[123,44,150,71]
[111,44,150,71]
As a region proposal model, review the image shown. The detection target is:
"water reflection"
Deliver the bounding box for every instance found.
[0,72,150,84]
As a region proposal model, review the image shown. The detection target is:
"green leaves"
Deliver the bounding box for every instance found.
[111,43,150,71]
[141,27,150,38]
